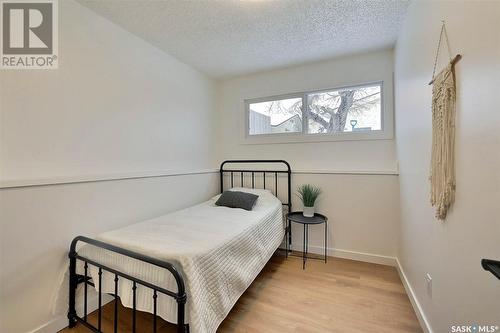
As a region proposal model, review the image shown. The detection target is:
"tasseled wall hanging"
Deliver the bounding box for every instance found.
[429,21,461,220]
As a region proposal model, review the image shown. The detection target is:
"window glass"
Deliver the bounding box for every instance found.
[307,85,381,134]
[248,97,302,135]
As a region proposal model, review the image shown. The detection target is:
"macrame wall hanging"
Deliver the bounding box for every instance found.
[429,21,462,220]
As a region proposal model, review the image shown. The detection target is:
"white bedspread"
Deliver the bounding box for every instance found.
[77,188,284,333]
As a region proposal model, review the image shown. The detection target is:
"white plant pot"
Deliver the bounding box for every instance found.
[303,206,315,217]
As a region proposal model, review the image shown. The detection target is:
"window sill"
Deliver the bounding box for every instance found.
[241,130,393,145]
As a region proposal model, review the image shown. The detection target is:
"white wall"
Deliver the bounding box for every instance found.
[217,50,400,262]
[289,173,400,264]
[395,1,500,332]
[218,49,397,172]
[0,0,217,184]
[0,174,218,333]
[0,1,218,332]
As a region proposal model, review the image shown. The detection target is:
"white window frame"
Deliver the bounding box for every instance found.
[244,81,392,144]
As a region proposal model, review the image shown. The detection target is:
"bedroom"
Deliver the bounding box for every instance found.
[0,1,499,333]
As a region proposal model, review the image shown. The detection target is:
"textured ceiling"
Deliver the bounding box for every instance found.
[76,0,409,79]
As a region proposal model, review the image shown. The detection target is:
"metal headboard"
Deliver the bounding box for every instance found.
[219,159,292,214]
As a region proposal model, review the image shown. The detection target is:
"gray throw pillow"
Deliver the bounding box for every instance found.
[215,191,259,211]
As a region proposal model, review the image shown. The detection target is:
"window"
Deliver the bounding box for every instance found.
[246,82,385,141]
[248,97,302,135]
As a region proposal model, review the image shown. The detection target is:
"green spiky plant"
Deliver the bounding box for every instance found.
[297,184,322,207]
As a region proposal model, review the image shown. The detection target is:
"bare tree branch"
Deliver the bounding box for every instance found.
[304,107,329,129]
[308,90,379,132]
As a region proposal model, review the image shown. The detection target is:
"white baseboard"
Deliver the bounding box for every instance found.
[29,292,114,333]
[27,316,67,333]
[290,244,398,266]
[396,258,432,333]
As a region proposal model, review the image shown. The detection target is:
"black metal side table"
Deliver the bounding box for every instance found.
[286,212,328,269]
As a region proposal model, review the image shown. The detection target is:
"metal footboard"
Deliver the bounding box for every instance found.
[68,235,189,333]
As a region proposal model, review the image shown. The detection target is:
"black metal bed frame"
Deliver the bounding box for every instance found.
[68,160,292,333]
[219,159,292,247]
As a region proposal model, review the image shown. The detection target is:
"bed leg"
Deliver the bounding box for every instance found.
[177,295,188,333]
[68,251,77,328]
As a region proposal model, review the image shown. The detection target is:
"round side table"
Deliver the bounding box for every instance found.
[286,212,328,269]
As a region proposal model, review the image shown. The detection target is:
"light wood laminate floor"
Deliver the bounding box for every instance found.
[61,254,422,333]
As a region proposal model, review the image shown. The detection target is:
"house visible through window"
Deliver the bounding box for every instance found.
[248,97,302,135]
[247,82,383,138]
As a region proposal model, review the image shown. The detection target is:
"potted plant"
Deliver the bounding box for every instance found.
[297,184,321,217]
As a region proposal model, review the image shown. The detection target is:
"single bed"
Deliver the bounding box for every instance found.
[68,160,292,333]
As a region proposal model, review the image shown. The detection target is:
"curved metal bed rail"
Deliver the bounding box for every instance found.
[220,159,291,172]
[219,159,291,203]
[68,235,188,333]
